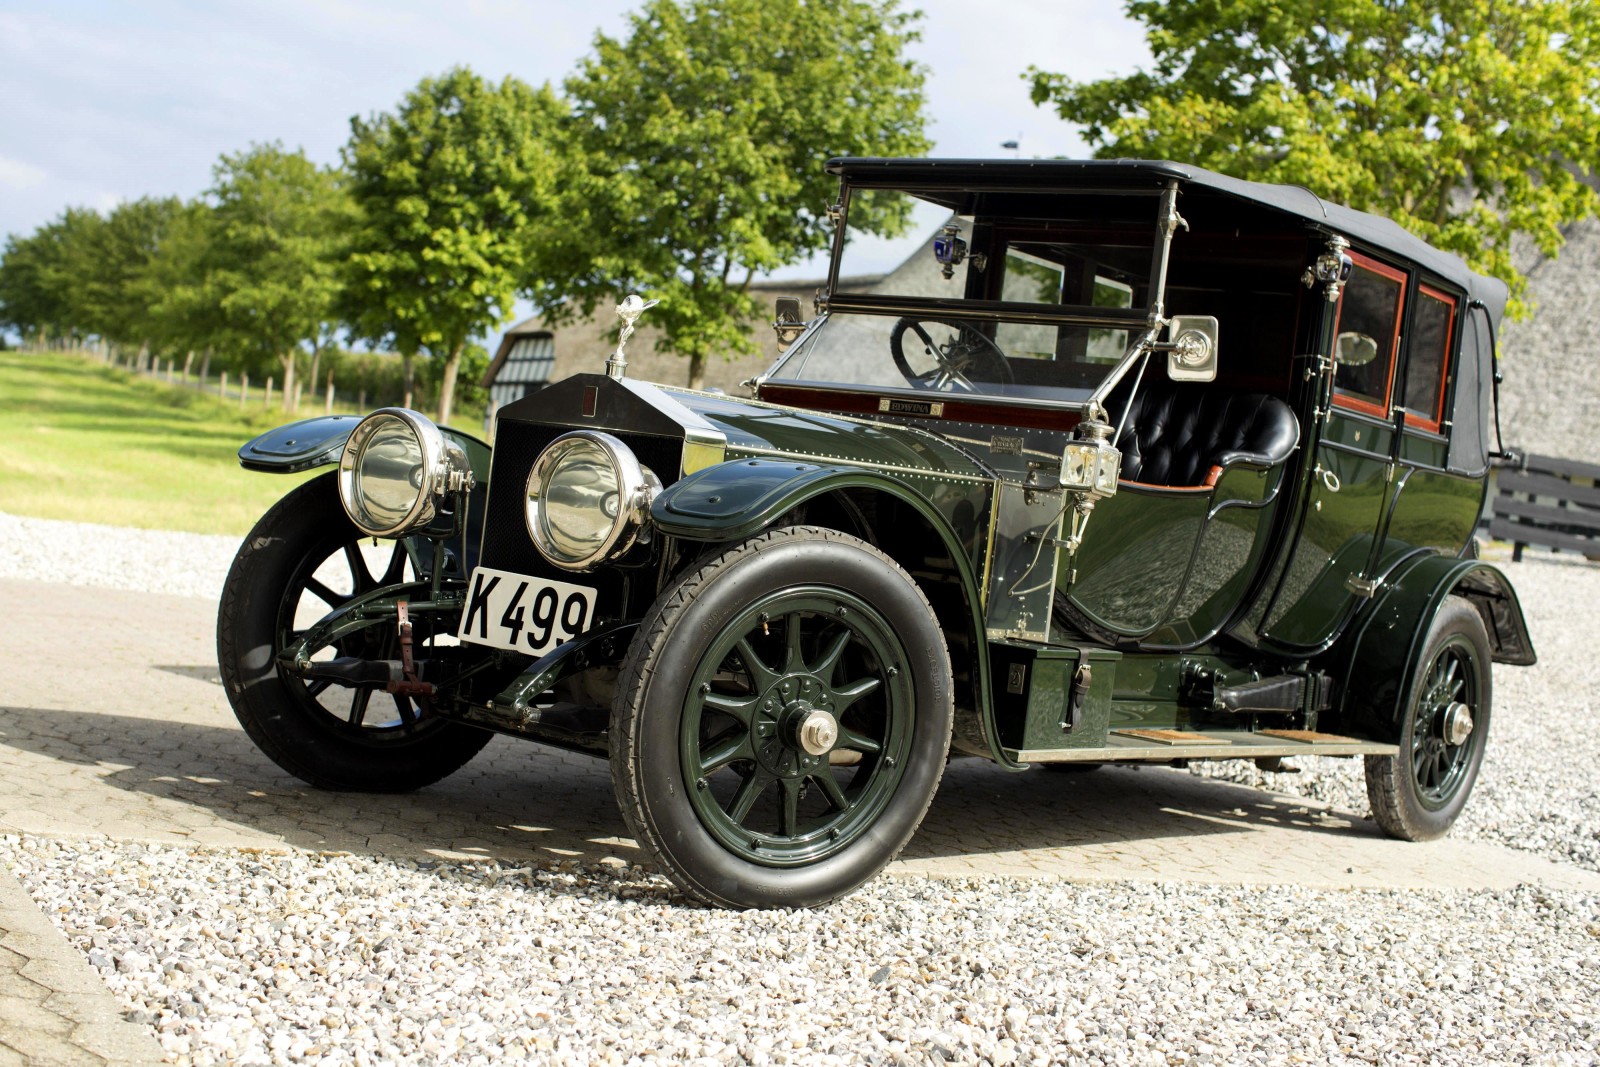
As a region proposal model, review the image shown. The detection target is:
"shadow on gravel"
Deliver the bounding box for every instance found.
[0,702,1380,876]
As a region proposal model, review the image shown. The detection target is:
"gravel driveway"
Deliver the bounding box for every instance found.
[2,512,1597,1065]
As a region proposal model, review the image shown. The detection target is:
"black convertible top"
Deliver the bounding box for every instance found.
[828,157,1507,321]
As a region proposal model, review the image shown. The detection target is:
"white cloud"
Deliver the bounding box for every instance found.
[0,154,46,191]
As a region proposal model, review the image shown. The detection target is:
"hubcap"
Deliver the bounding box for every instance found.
[1442,702,1474,747]
[797,709,839,756]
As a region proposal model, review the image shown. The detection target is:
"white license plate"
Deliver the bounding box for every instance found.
[457,567,597,654]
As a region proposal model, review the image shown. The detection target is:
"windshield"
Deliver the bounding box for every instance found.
[768,201,1156,406]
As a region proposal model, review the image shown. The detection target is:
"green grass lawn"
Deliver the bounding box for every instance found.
[0,350,321,535]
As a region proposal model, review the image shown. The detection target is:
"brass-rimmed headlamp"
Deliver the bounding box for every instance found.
[526,431,661,571]
[338,408,474,537]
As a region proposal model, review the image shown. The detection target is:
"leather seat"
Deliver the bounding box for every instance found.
[1114,384,1299,488]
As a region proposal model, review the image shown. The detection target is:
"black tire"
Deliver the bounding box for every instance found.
[611,526,953,909]
[217,472,491,791]
[1364,595,1492,841]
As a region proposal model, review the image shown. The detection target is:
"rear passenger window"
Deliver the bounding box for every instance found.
[1403,286,1455,432]
[1332,254,1406,417]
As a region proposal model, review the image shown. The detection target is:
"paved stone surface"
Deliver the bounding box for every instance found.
[3,576,1600,1064]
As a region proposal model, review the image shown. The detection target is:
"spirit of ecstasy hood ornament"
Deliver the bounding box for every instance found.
[605,294,660,380]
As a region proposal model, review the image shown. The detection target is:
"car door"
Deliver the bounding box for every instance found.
[1257,252,1407,649]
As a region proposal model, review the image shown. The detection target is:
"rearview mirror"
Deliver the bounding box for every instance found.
[773,297,806,348]
[1165,316,1219,382]
[1336,331,1379,367]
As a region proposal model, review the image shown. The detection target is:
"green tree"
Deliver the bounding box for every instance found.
[552,0,930,388]
[0,208,104,347]
[78,196,186,356]
[140,199,226,369]
[344,67,563,426]
[1028,0,1600,315]
[201,143,352,410]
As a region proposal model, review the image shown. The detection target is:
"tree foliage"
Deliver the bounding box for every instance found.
[199,143,353,409]
[1028,0,1600,316]
[551,0,930,388]
[344,67,564,425]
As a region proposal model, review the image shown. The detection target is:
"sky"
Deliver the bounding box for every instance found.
[0,0,1149,298]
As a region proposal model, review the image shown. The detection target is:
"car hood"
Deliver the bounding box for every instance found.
[671,387,991,481]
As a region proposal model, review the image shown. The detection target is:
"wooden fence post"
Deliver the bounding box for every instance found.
[294,383,304,413]
[219,371,228,399]
[240,373,249,410]
[264,376,274,410]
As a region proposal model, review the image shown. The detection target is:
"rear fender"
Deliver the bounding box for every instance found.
[652,458,1014,768]
[1330,554,1535,737]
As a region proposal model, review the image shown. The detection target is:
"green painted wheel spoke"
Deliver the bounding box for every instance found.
[783,612,805,672]
[304,577,345,608]
[347,688,372,727]
[727,769,771,824]
[836,726,883,755]
[832,676,882,713]
[811,768,850,812]
[780,778,802,836]
[699,731,751,776]
[343,543,373,591]
[734,637,780,690]
[811,628,852,681]
[702,690,759,726]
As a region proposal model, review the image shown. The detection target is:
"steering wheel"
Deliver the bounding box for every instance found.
[889,317,1013,393]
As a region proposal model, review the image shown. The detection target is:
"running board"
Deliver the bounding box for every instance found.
[1008,729,1397,764]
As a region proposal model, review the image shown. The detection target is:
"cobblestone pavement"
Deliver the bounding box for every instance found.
[3,577,1599,1064]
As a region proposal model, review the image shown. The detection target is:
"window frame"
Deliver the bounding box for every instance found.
[1330,251,1408,420]
[1400,283,1457,434]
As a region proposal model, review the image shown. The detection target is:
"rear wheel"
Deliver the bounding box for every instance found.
[217,473,491,791]
[1364,596,1491,840]
[611,526,953,908]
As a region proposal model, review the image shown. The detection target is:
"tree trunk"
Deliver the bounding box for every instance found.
[437,342,463,427]
[688,351,707,390]
[279,352,297,413]
[307,345,322,405]
[401,352,416,410]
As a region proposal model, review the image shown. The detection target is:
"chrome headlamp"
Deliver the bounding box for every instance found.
[527,431,660,571]
[338,408,474,537]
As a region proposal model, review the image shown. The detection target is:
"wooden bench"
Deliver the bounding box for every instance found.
[1489,452,1600,562]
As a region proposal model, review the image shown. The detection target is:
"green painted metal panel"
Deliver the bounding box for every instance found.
[990,643,1119,751]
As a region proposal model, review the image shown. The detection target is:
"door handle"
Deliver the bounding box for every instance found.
[1314,463,1341,492]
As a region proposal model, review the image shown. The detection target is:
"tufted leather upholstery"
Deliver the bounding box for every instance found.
[1113,384,1299,488]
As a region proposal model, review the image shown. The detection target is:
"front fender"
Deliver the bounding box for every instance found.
[652,457,1017,768]
[237,414,492,480]
[1329,553,1536,737]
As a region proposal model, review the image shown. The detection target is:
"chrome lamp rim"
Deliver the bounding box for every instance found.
[526,430,660,571]
[338,407,461,538]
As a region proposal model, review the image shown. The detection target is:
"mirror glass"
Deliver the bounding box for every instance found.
[1336,331,1379,367]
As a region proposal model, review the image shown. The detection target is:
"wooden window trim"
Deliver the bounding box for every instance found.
[1331,252,1407,419]
[1403,284,1456,433]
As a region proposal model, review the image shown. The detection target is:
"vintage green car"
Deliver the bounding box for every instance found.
[219,158,1536,909]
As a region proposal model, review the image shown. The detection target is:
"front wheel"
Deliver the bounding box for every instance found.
[1364,596,1492,841]
[611,526,953,908]
[217,472,492,792]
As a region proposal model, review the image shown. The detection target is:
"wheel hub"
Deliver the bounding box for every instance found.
[1442,702,1474,746]
[750,674,839,777]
